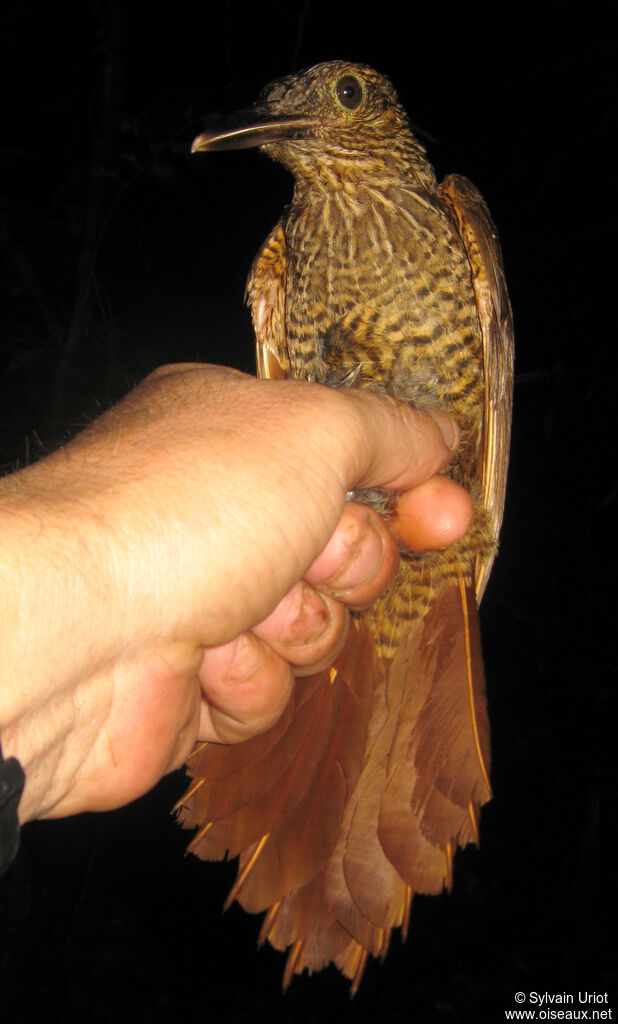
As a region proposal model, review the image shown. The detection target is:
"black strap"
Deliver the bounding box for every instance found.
[0,739,25,877]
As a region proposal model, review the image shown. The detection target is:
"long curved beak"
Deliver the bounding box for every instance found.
[191,113,317,153]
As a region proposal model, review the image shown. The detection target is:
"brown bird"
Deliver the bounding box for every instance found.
[178,61,513,992]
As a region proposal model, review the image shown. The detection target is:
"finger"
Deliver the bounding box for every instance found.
[392,475,475,552]
[305,502,399,608]
[335,389,461,493]
[252,582,349,671]
[197,633,294,743]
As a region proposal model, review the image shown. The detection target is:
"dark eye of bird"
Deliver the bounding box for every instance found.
[336,75,363,110]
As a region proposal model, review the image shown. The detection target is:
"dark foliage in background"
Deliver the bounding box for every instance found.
[1,2,616,1021]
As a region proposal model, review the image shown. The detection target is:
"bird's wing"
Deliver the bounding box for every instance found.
[438,175,514,603]
[245,220,291,379]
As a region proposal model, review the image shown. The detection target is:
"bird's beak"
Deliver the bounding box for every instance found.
[191,111,317,153]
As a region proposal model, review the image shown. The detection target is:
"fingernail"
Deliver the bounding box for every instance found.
[283,584,330,647]
[325,515,384,595]
[429,410,459,451]
[224,633,266,681]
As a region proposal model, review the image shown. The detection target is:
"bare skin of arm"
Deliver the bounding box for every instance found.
[0,364,472,823]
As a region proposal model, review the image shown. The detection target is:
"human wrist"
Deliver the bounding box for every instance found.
[0,461,122,820]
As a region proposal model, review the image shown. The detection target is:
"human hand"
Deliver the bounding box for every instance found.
[0,365,472,822]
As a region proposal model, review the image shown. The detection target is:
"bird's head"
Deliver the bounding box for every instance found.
[192,61,434,191]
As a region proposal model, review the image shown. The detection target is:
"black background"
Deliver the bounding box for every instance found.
[1,2,616,1021]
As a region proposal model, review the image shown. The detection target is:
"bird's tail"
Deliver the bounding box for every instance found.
[175,571,490,992]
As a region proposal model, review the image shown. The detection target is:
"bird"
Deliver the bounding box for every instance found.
[177,60,514,993]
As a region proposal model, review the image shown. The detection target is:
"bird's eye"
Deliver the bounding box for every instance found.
[336,75,363,110]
